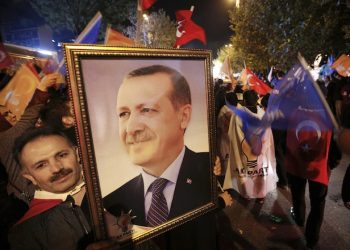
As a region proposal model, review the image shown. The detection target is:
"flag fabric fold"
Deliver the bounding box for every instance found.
[264,63,336,131]
[284,108,332,185]
[227,61,337,156]
[220,56,233,80]
[58,12,102,75]
[319,54,335,80]
[174,8,206,48]
[140,0,157,10]
[0,42,13,69]
[225,101,265,155]
[241,67,272,96]
[0,63,40,119]
[104,25,134,46]
[75,12,102,44]
[331,54,350,77]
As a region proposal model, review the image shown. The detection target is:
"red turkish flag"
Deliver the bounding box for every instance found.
[285,109,332,186]
[245,68,272,95]
[0,42,13,69]
[174,9,207,47]
[140,0,157,10]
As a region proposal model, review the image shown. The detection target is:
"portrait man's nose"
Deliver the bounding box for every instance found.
[123,113,145,136]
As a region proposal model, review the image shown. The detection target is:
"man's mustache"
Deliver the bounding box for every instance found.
[126,131,155,144]
[50,168,73,182]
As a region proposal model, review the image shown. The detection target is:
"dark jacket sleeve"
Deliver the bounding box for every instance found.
[0,89,50,201]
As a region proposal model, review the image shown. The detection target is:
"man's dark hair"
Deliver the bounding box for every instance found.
[39,95,71,131]
[13,127,73,168]
[260,93,270,109]
[126,65,191,109]
[243,90,259,107]
[243,90,259,113]
[225,91,238,107]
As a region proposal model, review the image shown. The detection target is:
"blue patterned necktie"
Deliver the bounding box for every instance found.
[146,178,169,227]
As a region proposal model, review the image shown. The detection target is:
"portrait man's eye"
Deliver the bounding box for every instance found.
[35,162,47,170]
[57,151,69,159]
[141,107,157,115]
[118,111,130,119]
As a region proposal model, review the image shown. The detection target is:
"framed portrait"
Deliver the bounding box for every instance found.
[64,45,217,246]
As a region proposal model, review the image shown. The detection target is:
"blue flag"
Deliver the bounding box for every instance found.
[319,54,335,80]
[225,102,265,155]
[264,63,335,131]
[226,60,337,152]
[58,12,102,75]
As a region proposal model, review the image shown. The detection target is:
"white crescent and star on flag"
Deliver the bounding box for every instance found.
[176,20,186,38]
[295,120,321,152]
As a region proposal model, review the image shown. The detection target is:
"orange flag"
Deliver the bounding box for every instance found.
[331,54,350,77]
[0,63,40,120]
[104,26,135,46]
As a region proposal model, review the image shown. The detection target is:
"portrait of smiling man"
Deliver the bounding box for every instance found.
[103,64,212,228]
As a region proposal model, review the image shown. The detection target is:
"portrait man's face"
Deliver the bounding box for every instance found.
[116,72,191,173]
[20,135,82,193]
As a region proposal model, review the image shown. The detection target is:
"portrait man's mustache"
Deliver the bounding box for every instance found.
[125,130,155,144]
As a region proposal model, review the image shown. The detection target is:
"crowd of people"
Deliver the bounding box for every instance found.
[0,54,349,250]
[214,63,350,249]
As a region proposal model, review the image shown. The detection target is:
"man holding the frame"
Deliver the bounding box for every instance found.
[104,64,217,249]
[8,127,93,249]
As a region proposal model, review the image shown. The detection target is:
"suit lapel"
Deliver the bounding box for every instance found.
[130,175,147,225]
[169,147,197,218]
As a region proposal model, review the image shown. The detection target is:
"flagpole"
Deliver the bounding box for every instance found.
[56,11,102,74]
[75,12,102,43]
[136,0,143,45]
[104,24,111,44]
[298,53,339,131]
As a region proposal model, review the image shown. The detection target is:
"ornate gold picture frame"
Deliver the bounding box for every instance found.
[64,44,217,246]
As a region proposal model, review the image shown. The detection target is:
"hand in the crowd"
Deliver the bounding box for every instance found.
[219,191,233,207]
[37,72,65,91]
[213,156,221,176]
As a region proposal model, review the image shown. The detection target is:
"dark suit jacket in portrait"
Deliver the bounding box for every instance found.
[103,147,216,249]
[103,147,211,225]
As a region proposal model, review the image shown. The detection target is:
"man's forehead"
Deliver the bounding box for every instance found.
[20,135,72,165]
[24,135,71,150]
[117,74,173,106]
[121,72,173,89]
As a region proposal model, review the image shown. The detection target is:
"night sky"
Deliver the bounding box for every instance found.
[154,0,233,54]
[0,0,233,56]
